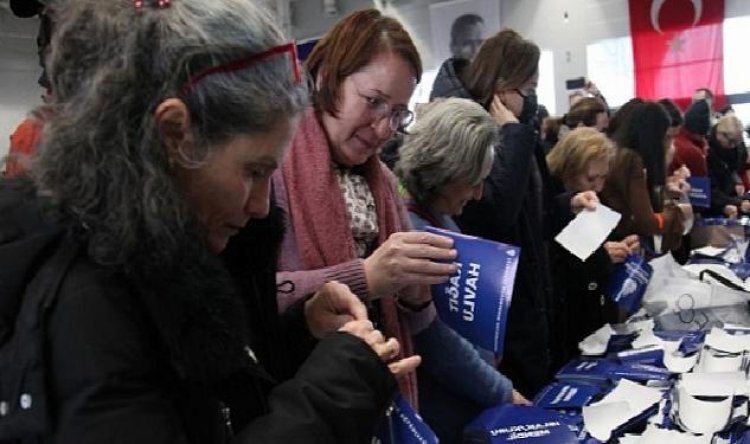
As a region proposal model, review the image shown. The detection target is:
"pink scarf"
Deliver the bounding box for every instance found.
[282,107,417,406]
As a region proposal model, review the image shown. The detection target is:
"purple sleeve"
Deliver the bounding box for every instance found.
[276,260,369,312]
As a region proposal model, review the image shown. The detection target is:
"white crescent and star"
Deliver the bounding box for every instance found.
[650,0,703,33]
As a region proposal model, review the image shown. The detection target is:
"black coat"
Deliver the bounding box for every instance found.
[706,128,749,216]
[0,179,396,444]
[431,59,572,397]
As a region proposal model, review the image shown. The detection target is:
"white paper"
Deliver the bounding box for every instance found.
[633,425,712,444]
[579,324,616,355]
[705,327,750,354]
[693,246,729,257]
[583,379,662,442]
[677,379,733,434]
[555,204,621,261]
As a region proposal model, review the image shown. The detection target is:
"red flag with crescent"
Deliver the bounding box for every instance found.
[628,0,725,109]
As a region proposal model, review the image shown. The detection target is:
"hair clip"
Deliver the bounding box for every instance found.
[134,0,171,11]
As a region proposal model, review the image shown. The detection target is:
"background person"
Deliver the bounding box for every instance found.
[430,28,597,397]
[546,127,638,367]
[706,114,750,218]
[449,13,485,61]
[394,97,530,443]
[601,100,692,255]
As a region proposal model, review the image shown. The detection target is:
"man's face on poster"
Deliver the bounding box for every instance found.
[450,21,484,61]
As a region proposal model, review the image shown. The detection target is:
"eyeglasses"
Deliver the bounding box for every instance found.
[351,79,414,131]
[180,42,301,96]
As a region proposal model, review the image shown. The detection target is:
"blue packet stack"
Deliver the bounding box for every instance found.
[556,359,672,385]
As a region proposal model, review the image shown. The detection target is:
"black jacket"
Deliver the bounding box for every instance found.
[431,58,572,397]
[706,128,749,216]
[0,179,396,444]
[546,179,618,370]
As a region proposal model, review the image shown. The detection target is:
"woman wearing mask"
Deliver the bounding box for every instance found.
[0,1,414,442]
[394,97,530,443]
[601,100,692,254]
[546,127,639,366]
[431,28,596,396]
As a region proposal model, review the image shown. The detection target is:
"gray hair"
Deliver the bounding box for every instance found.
[395,98,497,205]
[32,0,307,266]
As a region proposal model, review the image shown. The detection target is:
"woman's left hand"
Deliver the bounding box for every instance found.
[571,190,599,213]
[622,234,640,254]
[511,389,531,406]
[305,281,368,338]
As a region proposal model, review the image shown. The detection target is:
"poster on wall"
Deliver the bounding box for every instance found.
[429,0,500,65]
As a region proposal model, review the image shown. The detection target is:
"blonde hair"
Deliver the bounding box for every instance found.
[717,114,743,140]
[546,127,613,185]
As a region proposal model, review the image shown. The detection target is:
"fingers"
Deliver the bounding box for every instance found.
[338,319,375,337]
[372,337,400,361]
[511,390,532,406]
[397,231,454,249]
[388,355,422,376]
[319,281,368,321]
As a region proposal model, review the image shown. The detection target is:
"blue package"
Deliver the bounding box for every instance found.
[555,359,617,385]
[612,362,672,382]
[556,359,672,384]
[604,254,652,315]
[616,345,665,366]
[374,395,438,444]
[686,176,711,208]
[425,226,520,354]
[534,382,605,410]
[653,330,705,355]
[606,333,638,354]
[463,405,579,444]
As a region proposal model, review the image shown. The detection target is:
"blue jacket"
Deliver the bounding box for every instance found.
[407,199,513,444]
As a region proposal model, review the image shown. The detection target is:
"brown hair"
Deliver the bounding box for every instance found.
[304,8,422,117]
[460,28,539,109]
[565,97,606,128]
[547,127,613,185]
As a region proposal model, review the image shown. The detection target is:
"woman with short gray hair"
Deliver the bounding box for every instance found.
[0,0,414,442]
[396,98,496,224]
[394,98,529,443]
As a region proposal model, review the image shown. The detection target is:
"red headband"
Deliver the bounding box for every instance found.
[180,42,301,96]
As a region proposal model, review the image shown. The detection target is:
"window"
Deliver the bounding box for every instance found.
[586,36,635,109]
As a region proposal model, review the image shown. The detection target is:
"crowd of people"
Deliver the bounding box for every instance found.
[1,1,748,443]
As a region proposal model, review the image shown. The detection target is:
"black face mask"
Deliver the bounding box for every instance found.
[518,93,538,126]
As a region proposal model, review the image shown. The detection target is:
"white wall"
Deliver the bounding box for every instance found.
[0,7,40,163]
[499,0,750,115]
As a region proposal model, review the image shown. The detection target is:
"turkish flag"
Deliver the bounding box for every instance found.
[628,0,725,110]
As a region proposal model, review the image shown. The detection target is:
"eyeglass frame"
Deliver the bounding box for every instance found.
[349,77,414,131]
[180,42,301,96]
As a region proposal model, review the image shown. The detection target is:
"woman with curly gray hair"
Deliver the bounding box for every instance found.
[0,0,416,442]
